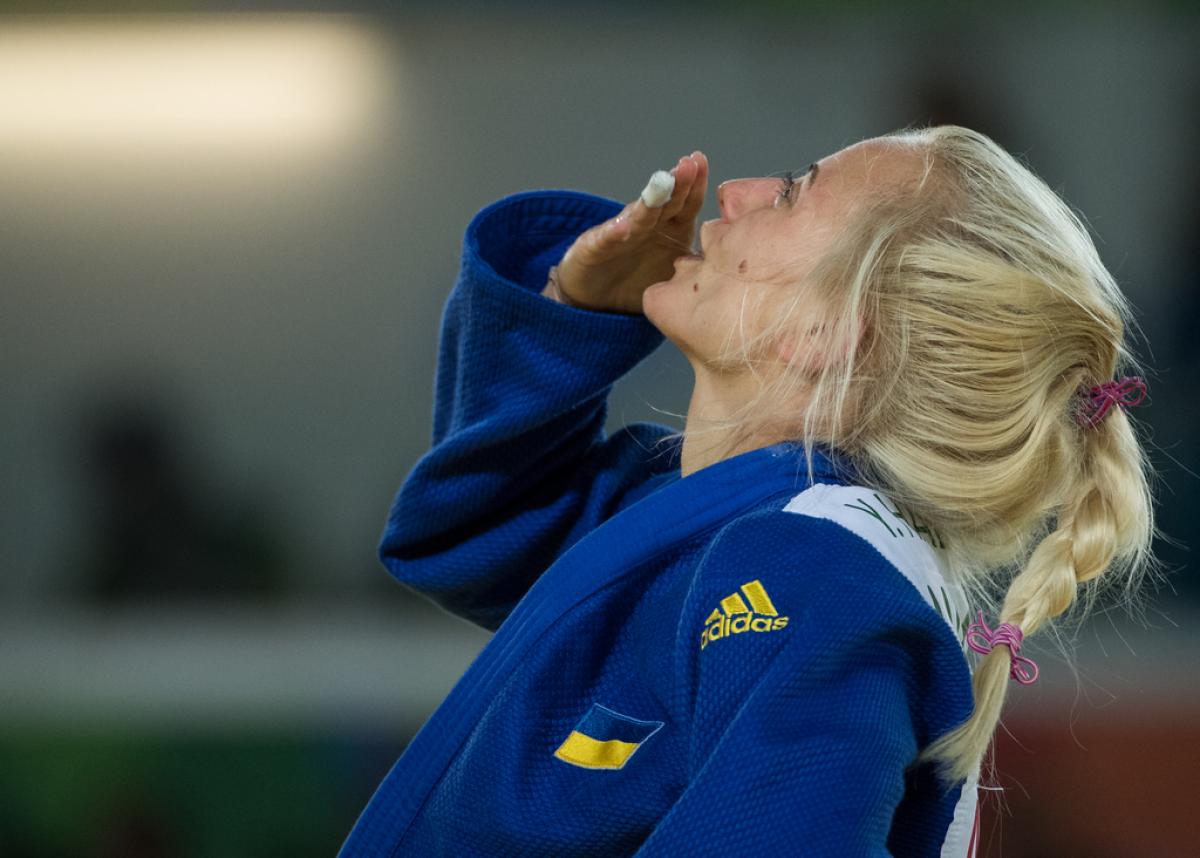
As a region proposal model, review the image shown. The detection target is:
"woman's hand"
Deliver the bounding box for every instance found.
[543,151,709,315]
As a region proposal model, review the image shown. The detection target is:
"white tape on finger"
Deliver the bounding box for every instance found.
[640,170,675,208]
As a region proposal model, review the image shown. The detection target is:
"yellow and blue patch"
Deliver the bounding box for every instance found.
[553,702,664,770]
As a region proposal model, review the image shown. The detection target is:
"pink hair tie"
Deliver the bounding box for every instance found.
[965,610,1039,685]
[1075,375,1148,428]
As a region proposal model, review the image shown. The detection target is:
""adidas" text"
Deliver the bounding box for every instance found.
[699,579,789,651]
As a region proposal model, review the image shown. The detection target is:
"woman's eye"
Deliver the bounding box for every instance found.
[775,170,796,207]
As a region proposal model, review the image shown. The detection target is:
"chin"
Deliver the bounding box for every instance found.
[640,282,674,332]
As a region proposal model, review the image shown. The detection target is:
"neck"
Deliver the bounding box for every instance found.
[679,367,780,478]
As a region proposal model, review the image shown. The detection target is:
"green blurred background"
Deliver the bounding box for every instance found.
[2,2,1198,855]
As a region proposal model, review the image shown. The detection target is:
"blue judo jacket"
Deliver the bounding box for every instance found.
[340,190,982,857]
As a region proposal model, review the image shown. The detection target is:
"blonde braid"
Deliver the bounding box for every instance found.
[919,396,1156,784]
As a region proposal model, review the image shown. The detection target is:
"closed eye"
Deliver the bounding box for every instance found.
[774,170,796,207]
[774,162,817,208]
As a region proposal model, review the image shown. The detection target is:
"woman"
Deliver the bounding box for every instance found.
[340,126,1158,856]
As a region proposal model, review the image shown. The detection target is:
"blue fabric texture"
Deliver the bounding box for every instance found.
[339,190,975,857]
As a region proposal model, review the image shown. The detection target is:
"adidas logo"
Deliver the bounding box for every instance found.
[699,579,789,651]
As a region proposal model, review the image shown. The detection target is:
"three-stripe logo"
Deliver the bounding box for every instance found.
[699,579,790,651]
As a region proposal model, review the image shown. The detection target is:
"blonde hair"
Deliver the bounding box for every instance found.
[654,125,1165,787]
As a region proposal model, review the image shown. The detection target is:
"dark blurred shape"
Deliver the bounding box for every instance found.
[891,22,1020,152]
[1151,69,1200,603]
[0,728,397,857]
[67,380,289,603]
[94,795,177,858]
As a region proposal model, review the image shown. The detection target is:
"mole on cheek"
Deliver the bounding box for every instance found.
[692,283,698,292]
[737,259,748,274]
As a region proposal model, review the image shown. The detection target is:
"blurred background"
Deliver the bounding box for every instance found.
[2,1,1198,855]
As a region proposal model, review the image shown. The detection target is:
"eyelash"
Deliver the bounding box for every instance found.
[776,163,814,207]
[775,170,797,206]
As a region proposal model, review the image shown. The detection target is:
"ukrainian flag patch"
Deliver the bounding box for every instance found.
[553,702,664,770]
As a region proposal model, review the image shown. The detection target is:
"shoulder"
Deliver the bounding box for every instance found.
[778,483,971,640]
[685,483,976,750]
[691,484,972,656]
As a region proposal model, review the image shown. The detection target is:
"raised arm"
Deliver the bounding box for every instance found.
[380,155,708,631]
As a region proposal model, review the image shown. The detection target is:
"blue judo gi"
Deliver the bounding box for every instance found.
[340,189,982,857]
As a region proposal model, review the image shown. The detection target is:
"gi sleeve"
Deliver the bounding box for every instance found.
[379,190,677,632]
[637,512,967,857]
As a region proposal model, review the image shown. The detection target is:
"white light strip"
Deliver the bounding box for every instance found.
[0,14,388,155]
[0,605,492,731]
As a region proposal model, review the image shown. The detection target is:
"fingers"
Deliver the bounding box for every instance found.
[623,153,697,228]
[661,152,703,220]
[671,151,708,222]
[585,151,707,252]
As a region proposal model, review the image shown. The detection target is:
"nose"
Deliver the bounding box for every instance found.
[717,177,778,222]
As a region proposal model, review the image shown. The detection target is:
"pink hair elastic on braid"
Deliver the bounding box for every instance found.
[1075,375,1148,428]
[965,611,1039,685]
